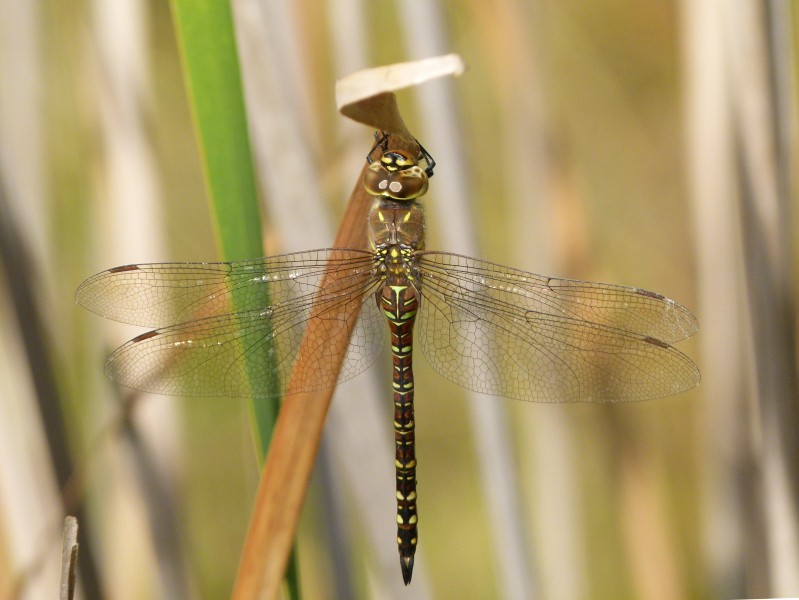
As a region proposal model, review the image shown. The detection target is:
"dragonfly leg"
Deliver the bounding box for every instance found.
[367,130,390,164]
[415,139,435,177]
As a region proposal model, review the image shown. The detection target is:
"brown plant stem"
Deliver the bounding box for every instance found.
[233,132,420,599]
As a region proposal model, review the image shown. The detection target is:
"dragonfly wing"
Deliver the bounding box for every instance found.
[77,249,377,328]
[416,252,700,403]
[340,289,388,384]
[416,252,698,343]
[99,251,384,398]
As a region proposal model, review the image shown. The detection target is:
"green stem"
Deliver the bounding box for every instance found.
[169,1,298,597]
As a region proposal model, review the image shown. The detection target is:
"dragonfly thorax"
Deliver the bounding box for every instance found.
[369,198,425,250]
[374,244,417,284]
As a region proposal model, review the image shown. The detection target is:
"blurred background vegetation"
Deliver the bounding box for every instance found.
[0,1,797,599]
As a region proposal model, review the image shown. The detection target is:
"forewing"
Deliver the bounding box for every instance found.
[77,249,377,328]
[417,252,697,343]
[416,252,700,402]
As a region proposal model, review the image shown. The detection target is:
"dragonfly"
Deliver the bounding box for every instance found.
[77,132,700,585]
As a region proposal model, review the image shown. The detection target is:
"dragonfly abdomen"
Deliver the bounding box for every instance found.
[381,283,419,585]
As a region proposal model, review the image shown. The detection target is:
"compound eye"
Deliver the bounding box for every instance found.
[364,161,391,196]
[385,166,429,200]
[363,161,429,199]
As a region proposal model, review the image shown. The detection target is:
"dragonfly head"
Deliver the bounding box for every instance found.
[380,150,418,172]
[364,149,429,201]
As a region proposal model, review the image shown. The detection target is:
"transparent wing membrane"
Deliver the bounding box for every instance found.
[415,252,699,402]
[416,252,698,343]
[78,249,386,398]
[78,248,698,402]
[76,249,378,328]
